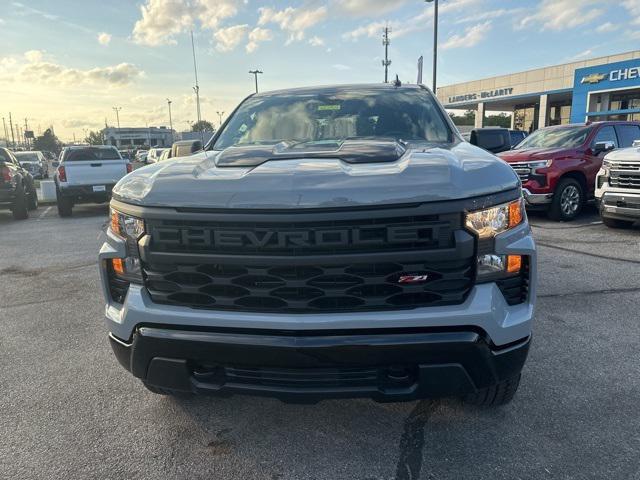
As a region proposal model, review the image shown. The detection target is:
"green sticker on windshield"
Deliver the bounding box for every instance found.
[318,104,341,111]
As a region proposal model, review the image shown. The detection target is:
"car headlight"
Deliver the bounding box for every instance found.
[527,159,552,173]
[108,208,144,283]
[465,197,525,239]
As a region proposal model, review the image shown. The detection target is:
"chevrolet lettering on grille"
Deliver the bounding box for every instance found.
[152,224,437,249]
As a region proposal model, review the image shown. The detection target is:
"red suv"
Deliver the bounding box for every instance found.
[498,121,640,220]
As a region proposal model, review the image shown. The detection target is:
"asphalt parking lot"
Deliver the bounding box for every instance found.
[1,205,639,480]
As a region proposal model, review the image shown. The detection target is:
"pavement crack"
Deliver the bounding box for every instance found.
[537,242,640,265]
[394,400,438,480]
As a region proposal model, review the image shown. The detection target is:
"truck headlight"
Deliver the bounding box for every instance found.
[477,254,522,281]
[465,198,525,239]
[108,208,144,284]
[528,159,552,173]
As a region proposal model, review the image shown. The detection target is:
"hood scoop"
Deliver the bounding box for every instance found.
[215,138,407,167]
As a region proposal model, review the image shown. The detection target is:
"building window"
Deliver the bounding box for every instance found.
[609,89,640,111]
[549,104,572,126]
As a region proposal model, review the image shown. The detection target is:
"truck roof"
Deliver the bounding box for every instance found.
[253,83,427,98]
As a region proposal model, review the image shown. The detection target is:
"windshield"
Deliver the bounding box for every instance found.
[213,87,452,149]
[516,126,592,149]
[64,147,121,161]
[15,152,39,162]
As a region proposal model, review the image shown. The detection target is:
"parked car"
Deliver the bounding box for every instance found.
[171,139,202,157]
[468,127,512,154]
[498,121,640,221]
[135,150,148,163]
[146,147,167,164]
[595,140,640,228]
[14,151,49,179]
[0,147,38,219]
[101,83,536,406]
[54,145,132,217]
[156,148,171,162]
[509,130,527,148]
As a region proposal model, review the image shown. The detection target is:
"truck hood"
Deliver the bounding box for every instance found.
[498,147,573,163]
[113,141,519,210]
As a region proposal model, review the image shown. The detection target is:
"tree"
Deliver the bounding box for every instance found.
[33,128,62,154]
[191,120,215,132]
[449,110,476,126]
[485,112,511,128]
[85,130,105,145]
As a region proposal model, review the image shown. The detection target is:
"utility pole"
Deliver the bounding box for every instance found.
[112,107,122,129]
[191,31,202,126]
[216,111,225,127]
[166,98,174,143]
[9,113,15,148]
[24,118,30,149]
[425,0,439,92]
[382,26,392,83]
[2,117,9,147]
[249,70,263,93]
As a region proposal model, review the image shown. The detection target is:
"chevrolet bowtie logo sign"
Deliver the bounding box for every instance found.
[581,73,606,84]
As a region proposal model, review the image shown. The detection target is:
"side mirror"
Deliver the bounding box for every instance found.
[594,141,615,155]
[52,161,59,168]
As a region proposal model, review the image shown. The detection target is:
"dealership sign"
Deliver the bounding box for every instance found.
[448,87,514,104]
[580,65,640,85]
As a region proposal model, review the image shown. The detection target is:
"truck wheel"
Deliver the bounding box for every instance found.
[27,185,38,211]
[464,374,521,407]
[142,382,189,396]
[548,178,584,221]
[57,194,73,217]
[602,217,634,229]
[12,185,29,220]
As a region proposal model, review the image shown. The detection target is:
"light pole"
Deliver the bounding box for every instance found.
[425,0,439,93]
[166,98,174,143]
[216,111,225,128]
[249,69,263,93]
[112,106,122,129]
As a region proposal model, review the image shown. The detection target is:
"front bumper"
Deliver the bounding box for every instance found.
[522,188,553,206]
[599,191,640,220]
[110,326,530,402]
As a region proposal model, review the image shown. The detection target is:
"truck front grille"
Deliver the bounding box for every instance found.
[511,165,530,183]
[143,258,473,313]
[609,173,640,189]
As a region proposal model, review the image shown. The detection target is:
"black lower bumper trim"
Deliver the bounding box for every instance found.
[109,327,530,402]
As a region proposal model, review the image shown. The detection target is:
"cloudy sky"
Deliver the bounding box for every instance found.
[1,0,640,141]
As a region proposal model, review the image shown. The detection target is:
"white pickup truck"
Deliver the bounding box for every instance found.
[54,145,132,217]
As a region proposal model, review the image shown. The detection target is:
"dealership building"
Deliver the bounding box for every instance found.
[437,50,640,133]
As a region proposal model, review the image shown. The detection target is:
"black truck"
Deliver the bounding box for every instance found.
[0,147,39,220]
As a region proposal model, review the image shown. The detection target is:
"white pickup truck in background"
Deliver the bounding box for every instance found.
[54,145,132,217]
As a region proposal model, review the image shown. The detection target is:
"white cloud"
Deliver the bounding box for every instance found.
[97,32,112,46]
[131,0,241,46]
[332,64,351,71]
[334,0,409,17]
[622,0,640,24]
[214,24,248,52]
[24,50,44,63]
[518,0,605,31]
[343,0,480,40]
[246,27,273,53]
[441,21,491,50]
[595,22,616,33]
[1,52,143,87]
[308,36,325,47]
[570,49,593,60]
[258,5,327,44]
[0,18,5,24]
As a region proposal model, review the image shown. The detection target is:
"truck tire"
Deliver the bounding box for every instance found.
[27,185,38,211]
[12,185,29,220]
[548,178,584,221]
[57,194,73,217]
[602,217,634,229]
[464,374,521,407]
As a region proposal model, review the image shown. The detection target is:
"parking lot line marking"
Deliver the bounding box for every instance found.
[37,207,52,221]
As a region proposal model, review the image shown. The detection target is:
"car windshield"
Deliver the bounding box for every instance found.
[15,152,39,162]
[64,147,121,161]
[213,87,452,150]
[515,126,592,149]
